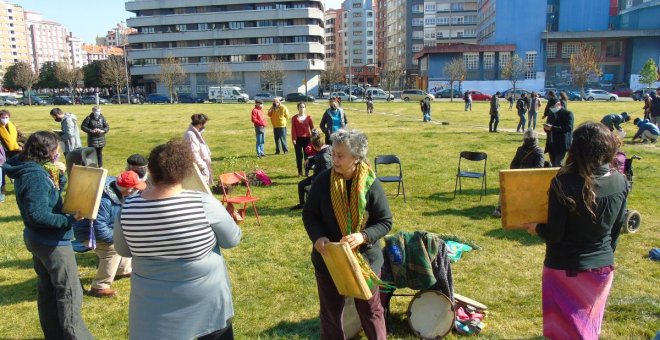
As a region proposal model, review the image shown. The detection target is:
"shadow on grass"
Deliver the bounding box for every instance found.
[483,228,544,246]
[262,317,319,339]
[428,188,499,202]
[422,204,494,220]
[0,277,37,305]
[0,215,23,224]
[0,258,33,270]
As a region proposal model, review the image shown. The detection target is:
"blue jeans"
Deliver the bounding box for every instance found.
[273,127,288,154]
[528,111,538,129]
[489,115,499,131]
[517,111,527,132]
[465,101,472,111]
[255,126,265,156]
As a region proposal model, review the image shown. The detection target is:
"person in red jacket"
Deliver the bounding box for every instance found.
[251,100,267,158]
[292,102,315,176]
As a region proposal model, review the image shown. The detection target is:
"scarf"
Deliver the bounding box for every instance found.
[330,161,385,290]
[42,162,61,190]
[0,122,20,151]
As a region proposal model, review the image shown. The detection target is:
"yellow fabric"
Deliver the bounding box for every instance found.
[267,105,289,127]
[0,122,20,151]
[330,161,380,290]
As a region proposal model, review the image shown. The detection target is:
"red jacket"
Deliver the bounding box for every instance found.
[291,115,314,140]
[251,107,267,127]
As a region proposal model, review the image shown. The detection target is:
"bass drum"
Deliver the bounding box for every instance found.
[342,297,362,339]
[407,290,455,339]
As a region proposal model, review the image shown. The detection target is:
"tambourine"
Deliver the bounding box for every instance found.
[407,290,455,339]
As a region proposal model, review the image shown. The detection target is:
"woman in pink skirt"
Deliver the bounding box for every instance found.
[522,122,628,339]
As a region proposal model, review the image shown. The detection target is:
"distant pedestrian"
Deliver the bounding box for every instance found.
[366,93,374,113]
[292,102,314,177]
[251,100,267,158]
[642,94,651,120]
[650,88,660,126]
[80,105,110,167]
[489,92,501,132]
[1,109,23,195]
[420,97,431,122]
[544,100,574,166]
[320,98,347,145]
[516,93,529,133]
[267,98,290,154]
[464,91,472,111]
[528,92,541,129]
[507,93,515,111]
[49,108,82,155]
[183,113,213,184]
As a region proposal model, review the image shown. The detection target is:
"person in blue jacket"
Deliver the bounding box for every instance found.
[74,170,146,297]
[632,118,659,143]
[2,131,93,340]
[600,112,630,132]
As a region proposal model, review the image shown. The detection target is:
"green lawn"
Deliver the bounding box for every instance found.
[0,100,658,339]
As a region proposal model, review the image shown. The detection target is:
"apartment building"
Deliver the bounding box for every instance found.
[124,0,326,98]
[324,8,343,66]
[25,11,80,71]
[0,1,30,81]
[81,44,124,64]
[341,0,378,85]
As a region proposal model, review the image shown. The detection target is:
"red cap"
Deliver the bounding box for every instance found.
[116,171,147,190]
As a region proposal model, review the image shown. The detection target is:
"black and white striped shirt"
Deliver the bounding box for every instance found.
[120,191,216,260]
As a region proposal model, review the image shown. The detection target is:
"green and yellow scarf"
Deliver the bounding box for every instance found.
[43,162,61,190]
[330,161,385,290]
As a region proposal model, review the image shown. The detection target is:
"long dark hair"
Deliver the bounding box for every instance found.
[19,131,59,164]
[553,122,619,220]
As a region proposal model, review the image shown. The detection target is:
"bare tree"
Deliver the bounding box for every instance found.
[443,57,466,102]
[158,56,187,103]
[501,54,528,99]
[55,62,83,103]
[101,55,126,104]
[570,43,602,98]
[321,61,344,93]
[261,56,285,97]
[383,62,406,96]
[12,61,39,105]
[207,59,233,103]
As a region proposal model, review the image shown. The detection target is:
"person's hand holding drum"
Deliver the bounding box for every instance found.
[521,222,539,235]
[341,232,365,249]
[314,237,330,255]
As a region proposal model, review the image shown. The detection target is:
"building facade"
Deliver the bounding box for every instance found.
[124,0,326,98]
[0,1,30,82]
[324,8,342,66]
[25,11,82,71]
[340,0,378,85]
[81,44,124,64]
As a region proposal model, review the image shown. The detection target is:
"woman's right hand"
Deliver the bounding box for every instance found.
[314,237,330,256]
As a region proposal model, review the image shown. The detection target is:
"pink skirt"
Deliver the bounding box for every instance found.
[542,265,614,340]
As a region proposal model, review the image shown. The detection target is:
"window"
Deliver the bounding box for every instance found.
[198,23,209,31]
[367,21,373,27]
[412,4,423,13]
[179,57,189,63]
[367,40,373,45]
[141,27,155,33]
[425,18,435,26]
[367,49,373,55]
[353,58,362,64]
[367,31,373,36]
[561,42,579,58]
[412,18,424,26]
[353,30,362,36]
[451,3,464,11]
[606,41,622,57]
[353,12,363,17]
[176,24,188,32]
[144,58,157,65]
[258,37,274,44]
[525,51,537,79]
[464,29,476,37]
[499,52,510,69]
[483,52,494,70]
[229,21,244,30]
[425,4,436,12]
[354,49,362,54]
[353,2,362,8]
[463,53,479,70]
[547,42,557,58]
[413,31,424,39]
[353,40,362,45]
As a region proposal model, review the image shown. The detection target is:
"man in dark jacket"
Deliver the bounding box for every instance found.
[291,135,333,210]
[73,170,146,297]
[489,92,501,132]
[80,106,110,167]
[544,100,574,167]
[320,98,348,145]
[650,88,660,126]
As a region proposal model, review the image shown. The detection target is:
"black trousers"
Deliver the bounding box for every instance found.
[198,323,234,340]
[94,147,103,168]
[294,137,311,173]
[489,115,499,132]
[549,151,567,167]
[297,176,314,205]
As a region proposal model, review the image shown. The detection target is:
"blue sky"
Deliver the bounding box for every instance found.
[12,0,344,44]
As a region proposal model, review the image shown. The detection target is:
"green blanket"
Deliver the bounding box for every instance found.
[385,231,440,290]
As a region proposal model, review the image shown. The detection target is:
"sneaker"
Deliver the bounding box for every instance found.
[289,204,303,211]
[89,288,117,298]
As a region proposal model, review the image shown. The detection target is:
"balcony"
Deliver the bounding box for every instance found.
[127,8,324,27]
[130,59,326,76]
[128,42,324,59]
[127,25,325,44]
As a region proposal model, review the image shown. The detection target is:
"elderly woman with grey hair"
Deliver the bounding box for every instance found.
[493,128,546,217]
[302,129,392,340]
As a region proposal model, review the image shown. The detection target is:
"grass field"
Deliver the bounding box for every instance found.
[0,99,658,339]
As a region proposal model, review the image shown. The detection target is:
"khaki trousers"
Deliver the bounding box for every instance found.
[91,241,132,289]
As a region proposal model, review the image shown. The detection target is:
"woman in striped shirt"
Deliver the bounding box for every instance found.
[114,140,242,340]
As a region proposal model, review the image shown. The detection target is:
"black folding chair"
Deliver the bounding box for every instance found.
[65,147,99,177]
[374,155,406,202]
[454,151,487,201]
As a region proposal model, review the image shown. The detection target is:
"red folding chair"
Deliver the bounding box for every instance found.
[219,172,261,225]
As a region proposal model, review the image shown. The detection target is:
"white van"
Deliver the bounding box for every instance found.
[208,86,249,103]
[365,88,394,101]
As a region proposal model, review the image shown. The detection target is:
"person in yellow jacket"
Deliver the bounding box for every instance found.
[0,109,23,195]
[267,98,290,154]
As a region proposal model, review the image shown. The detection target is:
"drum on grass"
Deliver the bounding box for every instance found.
[342,297,362,339]
[407,290,455,339]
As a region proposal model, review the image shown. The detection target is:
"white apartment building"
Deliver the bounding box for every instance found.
[81,44,124,64]
[0,1,30,80]
[324,9,339,63]
[68,33,84,69]
[125,0,326,98]
[341,0,377,84]
[25,11,81,71]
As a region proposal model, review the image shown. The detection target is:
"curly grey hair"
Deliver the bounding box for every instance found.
[330,129,368,161]
[523,128,539,143]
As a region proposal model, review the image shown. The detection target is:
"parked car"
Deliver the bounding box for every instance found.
[0,95,19,106]
[284,93,315,102]
[611,88,633,97]
[253,93,283,102]
[51,96,73,105]
[177,94,204,103]
[19,96,48,105]
[539,88,557,98]
[146,94,172,104]
[80,96,110,105]
[364,88,394,101]
[584,89,618,101]
[502,88,531,100]
[433,88,462,98]
[400,89,435,101]
[632,87,656,101]
[343,86,365,96]
[330,92,357,102]
[467,91,492,101]
[110,94,142,104]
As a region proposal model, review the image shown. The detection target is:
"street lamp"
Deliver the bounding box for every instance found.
[118,22,131,104]
[343,9,352,99]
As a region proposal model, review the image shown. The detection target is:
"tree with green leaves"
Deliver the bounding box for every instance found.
[639,58,658,89]
[157,56,186,103]
[443,57,466,102]
[12,62,39,105]
[570,43,602,98]
[37,62,62,89]
[501,54,528,99]
[2,64,18,90]
[83,60,104,88]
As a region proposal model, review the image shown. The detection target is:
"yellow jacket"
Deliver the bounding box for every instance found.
[268,104,289,128]
[0,121,21,152]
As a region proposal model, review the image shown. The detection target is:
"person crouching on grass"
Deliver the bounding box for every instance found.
[290,133,332,210]
[522,122,628,339]
[73,170,146,298]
